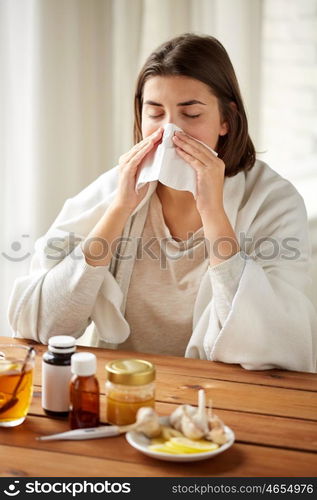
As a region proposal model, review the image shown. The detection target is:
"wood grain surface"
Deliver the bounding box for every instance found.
[1,337,316,477]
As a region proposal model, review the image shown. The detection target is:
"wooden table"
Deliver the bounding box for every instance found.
[0,337,316,477]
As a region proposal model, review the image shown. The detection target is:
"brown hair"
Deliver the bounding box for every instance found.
[133,33,256,176]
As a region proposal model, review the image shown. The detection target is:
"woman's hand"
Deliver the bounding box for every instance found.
[173,130,225,216]
[173,130,240,265]
[112,127,163,216]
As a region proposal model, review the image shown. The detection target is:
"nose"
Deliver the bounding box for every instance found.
[160,116,180,129]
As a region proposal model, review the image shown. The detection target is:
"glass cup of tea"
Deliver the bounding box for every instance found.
[0,344,35,427]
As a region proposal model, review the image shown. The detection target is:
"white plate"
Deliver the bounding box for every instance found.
[125,416,235,462]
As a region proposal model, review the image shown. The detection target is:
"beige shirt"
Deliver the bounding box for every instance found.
[122,191,209,356]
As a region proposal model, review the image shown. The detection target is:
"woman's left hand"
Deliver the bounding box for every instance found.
[173,131,225,216]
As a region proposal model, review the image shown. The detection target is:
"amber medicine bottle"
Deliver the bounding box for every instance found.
[69,352,100,429]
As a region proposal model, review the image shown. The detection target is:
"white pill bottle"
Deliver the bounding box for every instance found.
[42,335,76,417]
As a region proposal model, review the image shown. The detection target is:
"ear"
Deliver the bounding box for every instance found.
[219,101,237,136]
[219,121,228,136]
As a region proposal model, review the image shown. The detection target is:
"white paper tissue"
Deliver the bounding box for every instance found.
[135,123,217,198]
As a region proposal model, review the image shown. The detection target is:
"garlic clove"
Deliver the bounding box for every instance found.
[207,414,224,431]
[160,425,183,441]
[206,427,228,445]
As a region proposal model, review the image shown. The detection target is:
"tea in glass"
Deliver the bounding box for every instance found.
[0,344,35,427]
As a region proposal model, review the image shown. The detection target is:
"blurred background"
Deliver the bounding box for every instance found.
[1,0,317,336]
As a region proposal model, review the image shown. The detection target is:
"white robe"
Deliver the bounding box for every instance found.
[8,160,317,372]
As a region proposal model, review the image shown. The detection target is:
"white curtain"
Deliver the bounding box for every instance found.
[0,0,261,336]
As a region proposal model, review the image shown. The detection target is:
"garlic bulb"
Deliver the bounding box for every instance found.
[180,408,206,440]
[135,407,162,438]
[169,390,228,445]
[179,389,208,440]
[169,404,196,431]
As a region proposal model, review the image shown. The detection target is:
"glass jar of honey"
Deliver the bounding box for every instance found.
[105,359,155,426]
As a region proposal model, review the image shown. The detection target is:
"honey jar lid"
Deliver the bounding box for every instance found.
[105,359,155,385]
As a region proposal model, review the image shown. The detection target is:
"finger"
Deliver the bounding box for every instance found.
[126,127,163,165]
[126,139,156,170]
[175,147,205,171]
[120,139,151,163]
[121,128,163,163]
[173,133,215,164]
[170,136,211,166]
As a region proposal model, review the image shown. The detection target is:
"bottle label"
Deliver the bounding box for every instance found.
[42,362,72,412]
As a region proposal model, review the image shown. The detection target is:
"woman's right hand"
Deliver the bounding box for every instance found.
[111,127,163,216]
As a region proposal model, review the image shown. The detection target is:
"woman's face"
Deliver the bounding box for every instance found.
[141,75,228,150]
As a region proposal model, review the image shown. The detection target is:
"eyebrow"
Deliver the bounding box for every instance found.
[144,99,206,107]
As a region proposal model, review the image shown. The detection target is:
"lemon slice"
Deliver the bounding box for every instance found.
[0,361,19,373]
[148,444,181,454]
[148,436,220,455]
[165,437,219,454]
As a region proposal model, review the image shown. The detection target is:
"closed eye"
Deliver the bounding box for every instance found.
[148,114,201,119]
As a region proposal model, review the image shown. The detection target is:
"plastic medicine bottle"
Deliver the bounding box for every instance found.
[69,352,100,429]
[42,335,76,417]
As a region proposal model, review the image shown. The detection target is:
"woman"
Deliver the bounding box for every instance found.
[8,33,317,372]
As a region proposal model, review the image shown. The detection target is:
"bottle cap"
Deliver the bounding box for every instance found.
[71,352,97,376]
[48,335,76,354]
[105,359,155,386]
